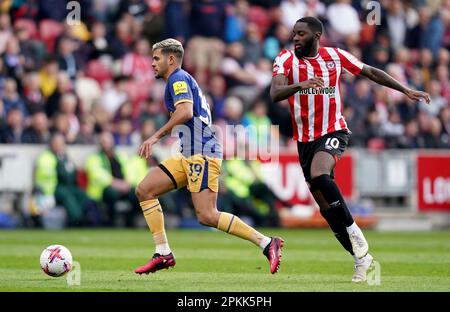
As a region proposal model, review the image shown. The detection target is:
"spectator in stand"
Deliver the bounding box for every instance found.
[38,55,59,99]
[407,5,445,57]
[75,114,97,145]
[0,13,12,55]
[420,80,447,117]
[110,19,133,60]
[38,0,68,21]
[263,22,291,60]
[100,75,130,120]
[22,71,45,114]
[164,0,190,43]
[221,41,260,103]
[56,93,80,143]
[398,118,423,149]
[418,48,434,85]
[113,117,133,146]
[57,36,80,81]
[117,0,149,22]
[3,36,25,79]
[382,109,405,148]
[16,25,44,72]
[50,112,71,143]
[138,96,167,130]
[347,79,373,125]
[46,71,74,118]
[208,75,227,121]
[326,0,361,46]
[380,0,408,53]
[0,58,7,94]
[242,97,273,147]
[225,0,249,43]
[121,38,153,84]
[1,78,27,117]
[21,110,50,144]
[423,116,449,148]
[241,22,264,65]
[365,107,384,144]
[87,21,113,62]
[187,0,227,87]
[436,47,450,67]
[0,106,24,143]
[280,0,309,29]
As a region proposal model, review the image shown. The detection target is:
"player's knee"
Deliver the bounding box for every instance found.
[310,169,330,180]
[135,183,156,202]
[309,173,331,194]
[196,210,218,227]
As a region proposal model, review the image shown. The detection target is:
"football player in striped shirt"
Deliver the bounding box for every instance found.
[270,16,430,282]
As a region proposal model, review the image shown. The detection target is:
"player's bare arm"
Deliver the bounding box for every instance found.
[359,64,431,104]
[139,102,193,158]
[270,74,324,102]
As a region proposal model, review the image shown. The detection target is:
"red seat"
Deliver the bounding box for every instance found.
[248,6,272,37]
[125,81,151,117]
[39,19,63,53]
[14,18,38,39]
[85,60,113,85]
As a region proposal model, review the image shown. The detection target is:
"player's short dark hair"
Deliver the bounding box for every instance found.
[296,16,324,34]
[152,38,184,61]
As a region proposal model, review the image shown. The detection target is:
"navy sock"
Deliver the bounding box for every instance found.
[319,208,354,255]
[310,174,354,227]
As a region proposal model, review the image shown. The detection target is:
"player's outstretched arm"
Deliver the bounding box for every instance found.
[139,102,193,158]
[359,65,430,104]
[270,74,324,102]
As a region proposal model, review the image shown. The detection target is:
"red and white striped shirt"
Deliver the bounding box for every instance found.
[272,47,364,142]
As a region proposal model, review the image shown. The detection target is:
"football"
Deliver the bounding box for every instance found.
[40,245,73,277]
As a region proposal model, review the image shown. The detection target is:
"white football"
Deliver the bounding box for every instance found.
[40,245,73,277]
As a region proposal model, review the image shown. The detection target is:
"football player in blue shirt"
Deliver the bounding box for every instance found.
[134,39,283,275]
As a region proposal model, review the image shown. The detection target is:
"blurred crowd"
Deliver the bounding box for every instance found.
[1,0,450,227]
[0,0,449,151]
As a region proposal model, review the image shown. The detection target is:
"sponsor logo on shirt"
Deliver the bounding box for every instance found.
[173,81,188,95]
[299,86,336,97]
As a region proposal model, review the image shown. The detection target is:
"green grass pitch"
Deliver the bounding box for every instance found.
[0,228,449,292]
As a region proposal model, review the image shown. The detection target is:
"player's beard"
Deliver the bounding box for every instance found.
[154,69,162,79]
[295,36,315,58]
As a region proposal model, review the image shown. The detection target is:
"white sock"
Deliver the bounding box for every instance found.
[353,255,364,265]
[346,222,362,235]
[155,243,172,255]
[259,236,272,250]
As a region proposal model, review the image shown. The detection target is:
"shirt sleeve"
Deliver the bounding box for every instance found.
[272,49,292,77]
[336,48,364,76]
[169,76,194,106]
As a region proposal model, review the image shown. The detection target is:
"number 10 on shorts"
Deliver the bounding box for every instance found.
[325,137,339,150]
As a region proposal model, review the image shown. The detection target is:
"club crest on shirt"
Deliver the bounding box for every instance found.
[326,61,335,70]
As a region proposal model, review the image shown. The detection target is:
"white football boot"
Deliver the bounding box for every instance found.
[352,253,374,283]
